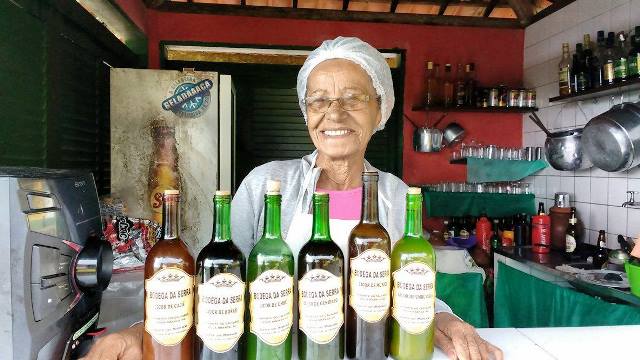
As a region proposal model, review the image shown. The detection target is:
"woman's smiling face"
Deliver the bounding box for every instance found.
[305,59,381,161]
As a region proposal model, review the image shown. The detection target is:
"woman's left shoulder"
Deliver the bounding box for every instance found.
[377,170,409,196]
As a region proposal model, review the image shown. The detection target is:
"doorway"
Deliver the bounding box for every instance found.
[164,46,404,192]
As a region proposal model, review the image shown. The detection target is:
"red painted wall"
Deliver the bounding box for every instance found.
[146,10,524,185]
[115,0,148,33]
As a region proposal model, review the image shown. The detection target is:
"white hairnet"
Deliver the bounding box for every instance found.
[297,36,395,132]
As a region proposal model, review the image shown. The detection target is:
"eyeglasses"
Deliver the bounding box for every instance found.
[303,94,378,113]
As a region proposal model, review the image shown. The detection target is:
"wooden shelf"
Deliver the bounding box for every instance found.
[411,105,538,113]
[549,76,640,103]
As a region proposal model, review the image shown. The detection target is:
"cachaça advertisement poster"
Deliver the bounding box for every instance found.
[111,68,219,250]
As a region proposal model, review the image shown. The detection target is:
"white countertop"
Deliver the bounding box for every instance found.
[433,325,640,359]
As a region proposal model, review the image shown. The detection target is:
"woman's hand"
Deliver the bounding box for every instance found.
[435,312,503,360]
[81,323,143,360]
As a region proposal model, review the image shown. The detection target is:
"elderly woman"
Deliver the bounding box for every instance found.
[84,37,502,360]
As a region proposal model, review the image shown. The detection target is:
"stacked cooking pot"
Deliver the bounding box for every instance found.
[536,101,640,172]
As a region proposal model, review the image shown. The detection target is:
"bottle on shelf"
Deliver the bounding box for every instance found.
[442,219,451,242]
[564,207,580,261]
[538,202,546,216]
[434,64,443,105]
[297,192,344,360]
[389,188,436,360]
[593,230,609,269]
[476,215,492,253]
[490,219,501,250]
[521,213,532,246]
[448,217,459,238]
[143,190,195,360]
[425,61,441,106]
[591,31,605,88]
[464,63,476,106]
[558,43,572,96]
[459,216,470,240]
[195,191,246,360]
[513,214,524,247]
[455,63,466,107]
[628,32,640,79]
[246,180,295,360]
[501,217,514,247]
[531,211,551,254]
[347,171,391,360]
[443,64,454,108]
[614,31,629,83]
[571,53,581,93]
[602,32,617,85]
[576,42,591,91]
[549,192,571,251]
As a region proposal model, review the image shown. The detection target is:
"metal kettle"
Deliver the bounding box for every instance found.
[411,114,446,153]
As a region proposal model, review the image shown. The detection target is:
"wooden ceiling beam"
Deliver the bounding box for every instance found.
[531,0,575,24]
[506,0,534,25]
[483,0,499,17]
[390,0,399,13]
[438,0,450,16]
[156,2,523,28]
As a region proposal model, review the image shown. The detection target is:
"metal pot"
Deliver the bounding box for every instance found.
[582,102,640,172]
[544,128,592,171]
[442,122,465,146]
[414,127,443,152]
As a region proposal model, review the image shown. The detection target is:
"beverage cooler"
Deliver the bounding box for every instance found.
[100,68,237,333]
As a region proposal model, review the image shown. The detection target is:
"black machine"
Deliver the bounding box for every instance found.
[0,167,113,359]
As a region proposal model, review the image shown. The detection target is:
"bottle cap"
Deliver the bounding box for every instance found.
[215,190,231,196]
[266,180,281,195]
[554,192,571,208]
[408,187,421,195]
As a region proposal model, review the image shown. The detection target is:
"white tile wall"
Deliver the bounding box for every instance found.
[523,0,640,248]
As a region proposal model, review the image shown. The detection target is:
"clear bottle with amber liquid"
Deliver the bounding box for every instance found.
[389,188,436,360]
[148,122,181,225]
[346,171,391,360]
[558,43,572,96]
[298,193,345,360]
[143,190,195,360]
[246,180,294,360]
[195,191,246,359]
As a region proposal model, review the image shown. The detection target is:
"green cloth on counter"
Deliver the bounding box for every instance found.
[494,262,640,327]
[466,158,547,183]
[436,272,489,328]
[424,191,535,217]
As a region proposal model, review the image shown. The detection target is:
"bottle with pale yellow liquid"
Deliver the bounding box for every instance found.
[389,187,436,360]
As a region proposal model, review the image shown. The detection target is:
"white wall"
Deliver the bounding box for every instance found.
[522,0,640,248]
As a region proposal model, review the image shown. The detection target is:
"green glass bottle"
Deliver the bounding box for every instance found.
[246,180,294,360]
[195,191,246,360]
[298,193,345,360]
[389,187,436,360]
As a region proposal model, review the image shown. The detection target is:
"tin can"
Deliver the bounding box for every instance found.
[535,146,543,160]
[508,89,520,107]
[525,89,536,108]
[489,88,499,107]
[498,85,508,107]
[518,89,527,107]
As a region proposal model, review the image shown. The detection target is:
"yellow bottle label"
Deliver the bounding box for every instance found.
[145,268,194,346]
[392,262,435,335]
[298,269,343,344]
[349,249,390,323]
[249,269,293,346]
[566,235,577,253]
[604,63,615,81]
[196,273,245,353]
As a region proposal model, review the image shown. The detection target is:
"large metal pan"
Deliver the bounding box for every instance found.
[582,101,640,172]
